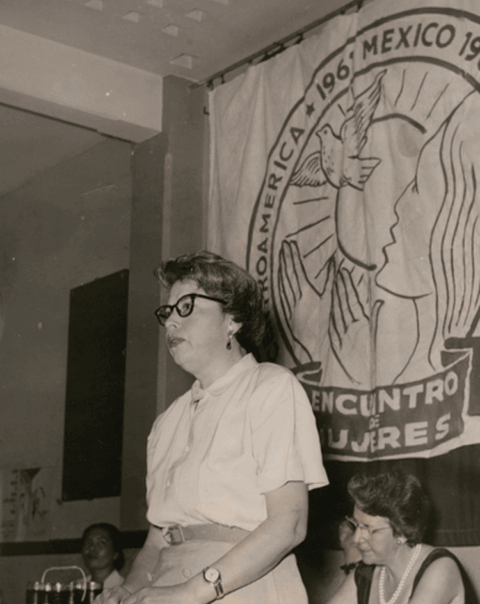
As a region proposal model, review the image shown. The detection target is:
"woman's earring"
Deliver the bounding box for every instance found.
[397,537,406,544]
[226,332,233,350]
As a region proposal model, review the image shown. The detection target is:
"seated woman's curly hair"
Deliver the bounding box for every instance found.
[347,469,430,546]
[156,250,265,353]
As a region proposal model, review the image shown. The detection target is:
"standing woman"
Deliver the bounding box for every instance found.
[328,470,475,604]
[100,250,328,604]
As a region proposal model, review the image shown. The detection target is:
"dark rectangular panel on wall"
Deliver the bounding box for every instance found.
[62,269,129,501]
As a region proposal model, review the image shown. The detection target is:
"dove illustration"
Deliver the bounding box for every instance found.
[291,69,386,191]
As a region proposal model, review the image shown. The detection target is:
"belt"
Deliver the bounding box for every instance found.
[163,523,250,545]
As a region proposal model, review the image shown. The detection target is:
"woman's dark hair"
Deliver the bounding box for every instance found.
[347,469,430,546]
[156,250,265,353]
[82,523,125,571]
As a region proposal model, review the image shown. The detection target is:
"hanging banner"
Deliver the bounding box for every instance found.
[209,0,480,461]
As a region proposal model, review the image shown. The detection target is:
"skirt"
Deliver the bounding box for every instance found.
[151,539,309,603]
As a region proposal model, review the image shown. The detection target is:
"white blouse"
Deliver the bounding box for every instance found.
[146,354,328,531]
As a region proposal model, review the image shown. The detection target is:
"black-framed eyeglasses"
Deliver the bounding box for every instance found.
[344,516,391,539]
[154,293,227,326]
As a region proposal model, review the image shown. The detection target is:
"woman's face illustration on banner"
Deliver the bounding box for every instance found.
[376,122,446,298]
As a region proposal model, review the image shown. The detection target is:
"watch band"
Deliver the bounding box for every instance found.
[202,566,224,600]
[213,579,224,600]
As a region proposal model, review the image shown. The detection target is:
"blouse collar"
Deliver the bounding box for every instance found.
[190,353,256,404]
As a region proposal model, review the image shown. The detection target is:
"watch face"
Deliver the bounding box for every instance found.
[204,567,221,583]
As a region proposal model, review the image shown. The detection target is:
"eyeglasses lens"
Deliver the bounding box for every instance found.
[345,516,371,537]
[177,295,195,317]
[156,308,171,325]
[155,294,197,326]
[345,517,357,532]
[344,516,390,538]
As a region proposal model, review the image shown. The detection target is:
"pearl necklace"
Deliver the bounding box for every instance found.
[378,543,422,604]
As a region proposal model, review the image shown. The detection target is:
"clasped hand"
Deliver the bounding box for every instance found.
[96,584,197,604]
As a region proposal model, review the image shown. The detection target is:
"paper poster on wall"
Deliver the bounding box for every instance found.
[0,467,54,542]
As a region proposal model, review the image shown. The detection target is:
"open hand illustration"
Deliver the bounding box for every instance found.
[329,264,382,386]
[278,239,335,366]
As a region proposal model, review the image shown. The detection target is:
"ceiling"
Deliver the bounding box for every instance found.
[0,0,354,83]
[0,0,353,198]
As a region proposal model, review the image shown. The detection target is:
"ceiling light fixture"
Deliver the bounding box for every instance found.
[123,11,142,22]
[84,0,104,11]
[186,9,206,22]
[170,54,195,69]
[162,25,180,37]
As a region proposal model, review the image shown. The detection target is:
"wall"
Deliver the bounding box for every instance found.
[0,74,207,604]
[121,75,207,531]
[0,136,132,601]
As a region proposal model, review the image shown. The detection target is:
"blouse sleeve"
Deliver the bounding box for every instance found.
[248,364,329,494]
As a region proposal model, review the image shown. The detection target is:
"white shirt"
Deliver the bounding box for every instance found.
[86,570,124,588]
[103,570,124,588]
[146,354,328,531]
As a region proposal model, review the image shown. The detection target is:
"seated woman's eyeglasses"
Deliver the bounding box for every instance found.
[155,293,227,326]
[344,516,391,539]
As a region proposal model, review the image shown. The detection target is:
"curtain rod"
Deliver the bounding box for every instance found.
[191,0,364,90]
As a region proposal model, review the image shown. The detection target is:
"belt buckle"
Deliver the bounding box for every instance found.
[167,524,185,544]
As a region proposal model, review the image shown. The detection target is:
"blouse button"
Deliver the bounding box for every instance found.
[182,567,192,578]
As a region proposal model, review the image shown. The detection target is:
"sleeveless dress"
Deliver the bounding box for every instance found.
[354,548,478,604]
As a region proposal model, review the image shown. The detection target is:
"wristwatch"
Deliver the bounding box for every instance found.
[202,566,224,600]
